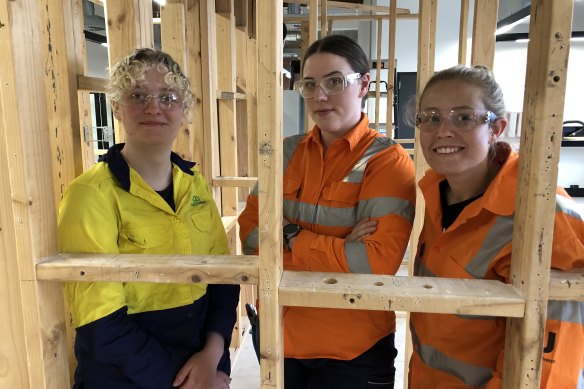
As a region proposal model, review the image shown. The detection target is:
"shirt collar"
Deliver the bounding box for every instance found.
[419,141,518,217]
[306,113,371,151]
[98,143,195,191]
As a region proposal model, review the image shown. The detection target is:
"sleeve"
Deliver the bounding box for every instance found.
[58,182,179,388]
[291,145,416,275]
[488,192,584,388]
[238,184,260,256]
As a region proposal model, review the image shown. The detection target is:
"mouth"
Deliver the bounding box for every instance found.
[434,146,463,154]
[140,121,166,126]
[314,108,334,115]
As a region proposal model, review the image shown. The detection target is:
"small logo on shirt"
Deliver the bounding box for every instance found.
[191,195,207,206]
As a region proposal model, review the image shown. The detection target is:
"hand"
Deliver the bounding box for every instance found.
[173,352,215,388]
[345,218,377,242]
[173,333,226,389]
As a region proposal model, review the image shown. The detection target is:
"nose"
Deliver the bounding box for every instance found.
[143,96,162,113]
[434,116,455,137]
[313,83,328,101]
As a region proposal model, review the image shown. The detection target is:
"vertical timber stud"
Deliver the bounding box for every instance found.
[503,1,574,387]
[246,0,258,179]
[374,17,382,133]
[0,1,69,388]
[404,1,436,387]
[186,0,205,167]
[215,0,239,255]
[199,0,221,200]
[309,0,318,44]
[458,0,469,65]
[161,0,191,160]
[257,1,283,387]
[104,0,154,144]
[470,0,497,69]
[320,0,327,38]
[385,0,397,138]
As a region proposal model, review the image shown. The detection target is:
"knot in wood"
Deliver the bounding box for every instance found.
[259,142,273,155]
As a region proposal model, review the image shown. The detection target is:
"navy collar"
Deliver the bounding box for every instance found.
[98,143,195,191]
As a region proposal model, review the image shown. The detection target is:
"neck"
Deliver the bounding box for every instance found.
[121,143,173,191]
[444,161,499,204]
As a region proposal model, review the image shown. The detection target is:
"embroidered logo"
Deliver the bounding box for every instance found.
[191,195,207,206]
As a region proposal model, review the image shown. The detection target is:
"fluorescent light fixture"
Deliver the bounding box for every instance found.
[571,37,584,42]
[496,15,530,35]
[515,38,529,43]
[101,42,109,47]
[283,69,292,79]
[152,17,161,24]
[153,0,166,5]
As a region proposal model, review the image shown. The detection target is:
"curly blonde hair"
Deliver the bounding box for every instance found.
[107,48,194,113]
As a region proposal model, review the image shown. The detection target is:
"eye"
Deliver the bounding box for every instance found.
[302,80,317,91]
[325,76,345,88]
[129,92,147,104]
[452,110,475,123]
[159,93,180,105]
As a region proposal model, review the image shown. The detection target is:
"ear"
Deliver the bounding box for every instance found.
[357,73,371,99]
[112,101,122,121]
[490,117,508,140]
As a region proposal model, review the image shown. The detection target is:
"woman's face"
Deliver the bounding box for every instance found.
[113,68,185,150]
[302,52,370,142]
[418,79,506,179]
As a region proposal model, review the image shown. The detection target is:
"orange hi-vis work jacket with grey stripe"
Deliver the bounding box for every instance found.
[238,114,416,360]
[409,143,584,388]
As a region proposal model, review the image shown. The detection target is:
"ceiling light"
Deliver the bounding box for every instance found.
[496,15,530,35]
[153,0,166,6]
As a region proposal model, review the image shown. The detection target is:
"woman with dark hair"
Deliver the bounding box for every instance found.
[409,65,584,388]
[239,34,416,388]
[58,48,239,389]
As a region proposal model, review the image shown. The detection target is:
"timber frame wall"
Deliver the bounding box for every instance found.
[1,1,583,388]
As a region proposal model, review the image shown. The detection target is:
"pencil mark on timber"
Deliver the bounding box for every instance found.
[0,20,5,29]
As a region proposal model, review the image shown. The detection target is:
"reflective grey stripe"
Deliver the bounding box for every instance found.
[547,300,584,325]
[343,137,396,183]
[242,227,259,255]
[465,215,514,279]
[357,196,414,223]
[578,368,584,389]
[283,134,306,173]
[284,196,413,228]
[411,321,493,387]
[345,241,371,273]
[556,194,584,221]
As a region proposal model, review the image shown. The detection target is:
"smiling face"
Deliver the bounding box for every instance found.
[419,79,506,180]
[302,52,370,145]
[113,68,185,151]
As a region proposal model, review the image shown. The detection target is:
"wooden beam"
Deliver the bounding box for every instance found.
[286,0,412,14]
[284,13,417,22]
[503,1,574,387]
[320,0,327,38]
[549,269,584,301]
[186,0,206,167]
[0,1,70,386]
[77,75,108,92]
[212,176,258,187]
[279,271,525,317]
[385,0,397,138]
[161,0,192,161]
[36,253,258,285]
[246,0,259,179]
[257,1,284,386]
[308,0,318,44]
[471,0,498,68]
[374,17,382,132]
[458,0,469,65]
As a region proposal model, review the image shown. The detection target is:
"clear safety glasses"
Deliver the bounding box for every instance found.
[415,108,498,131]
[123,92,183,110]
[294,73,362,99]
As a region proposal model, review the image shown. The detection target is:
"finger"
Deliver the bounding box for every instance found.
[173,368,188,387]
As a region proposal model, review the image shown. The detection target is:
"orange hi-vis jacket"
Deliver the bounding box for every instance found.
[410,143,584,388]
[238,114,416,360]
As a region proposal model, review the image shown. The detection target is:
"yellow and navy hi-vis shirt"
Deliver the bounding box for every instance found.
[58,144,239,389]
[239,114,416,360]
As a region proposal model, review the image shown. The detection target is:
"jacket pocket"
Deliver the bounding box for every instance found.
[190,204,212,232]
[322,181,360,206]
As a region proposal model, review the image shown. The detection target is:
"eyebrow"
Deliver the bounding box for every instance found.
[421,105,479,111]
[302,71,344,80]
